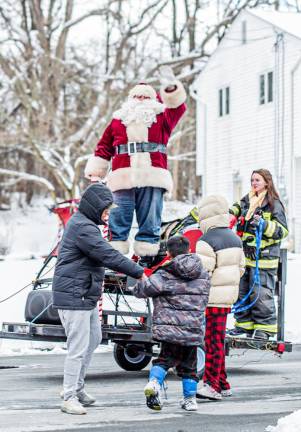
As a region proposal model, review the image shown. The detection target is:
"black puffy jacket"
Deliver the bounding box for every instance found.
[52,183,144,310]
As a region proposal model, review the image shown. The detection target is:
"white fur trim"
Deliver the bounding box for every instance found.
[109,240,130,255]
[127,122,148,142]
[134,240,160,257]
[130,153,152,169]
[84,155,110,179]
[160,80,186,109]
[107,166,173,193]
[129,84,156,100]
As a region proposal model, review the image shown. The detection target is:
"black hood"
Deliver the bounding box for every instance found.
[78,183,114,225]
[166,254,203,281]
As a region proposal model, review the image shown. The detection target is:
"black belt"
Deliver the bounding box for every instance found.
[116,142,167,155]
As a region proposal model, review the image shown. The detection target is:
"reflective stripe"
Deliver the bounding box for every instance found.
[190,207,199,222]
[245,257,279,269]
[242,233,281,249]
[231,204,241,217]
[265,220,276,237]
[262,212,271,221]
[235,321,254,330]
[278,222,289,239]
[253,323,277,333]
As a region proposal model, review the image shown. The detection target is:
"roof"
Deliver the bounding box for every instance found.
[193,8,301,86]
[247,9,301,40]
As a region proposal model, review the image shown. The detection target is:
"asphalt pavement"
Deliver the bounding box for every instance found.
[0,345,301,432]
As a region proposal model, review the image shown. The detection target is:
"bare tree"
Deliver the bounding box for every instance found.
[0,0,298,204]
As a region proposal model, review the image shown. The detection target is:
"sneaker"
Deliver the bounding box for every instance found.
[180,396,198,411]
[61,397,87,415]
[60,389,96,406]
[227,327,253,337]
[77,390,96,406]
[221,389,232,397]
[144,380,162,411]
[196,384,222,401]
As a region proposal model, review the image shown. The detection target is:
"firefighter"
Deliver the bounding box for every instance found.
[229,169,288,340]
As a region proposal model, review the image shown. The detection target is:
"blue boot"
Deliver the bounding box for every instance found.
[144,366,166,411]
[181,378,198,411]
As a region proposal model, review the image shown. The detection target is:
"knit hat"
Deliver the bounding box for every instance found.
[128,83,156,100]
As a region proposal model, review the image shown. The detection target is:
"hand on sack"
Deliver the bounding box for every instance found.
[244,245,257,260]
[158,65,177,88]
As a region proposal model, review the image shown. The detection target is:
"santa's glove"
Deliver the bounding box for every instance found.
[158,65,177,91]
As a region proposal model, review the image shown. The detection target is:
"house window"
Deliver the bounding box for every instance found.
[218,86,230,117]
[259,71,273,105]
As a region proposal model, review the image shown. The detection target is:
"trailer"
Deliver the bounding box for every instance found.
[0,201,292,374]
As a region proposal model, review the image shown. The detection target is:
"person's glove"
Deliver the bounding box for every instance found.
[244,244,257,260]
[158,65,177,88]
[249,215,267,233]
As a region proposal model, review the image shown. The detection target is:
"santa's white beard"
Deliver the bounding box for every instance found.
[113,98,165,128]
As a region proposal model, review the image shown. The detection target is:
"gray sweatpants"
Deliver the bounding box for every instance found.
[58,307,102,400]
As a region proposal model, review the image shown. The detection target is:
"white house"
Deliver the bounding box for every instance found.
[193,9,301,252]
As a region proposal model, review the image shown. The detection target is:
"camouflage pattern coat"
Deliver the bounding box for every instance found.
[132,254,210,346]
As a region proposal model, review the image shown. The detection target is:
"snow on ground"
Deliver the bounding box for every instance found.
[266,410,301,432]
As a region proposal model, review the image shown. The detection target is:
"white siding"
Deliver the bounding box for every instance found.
[295,158,301,253]
[195,9,301,251]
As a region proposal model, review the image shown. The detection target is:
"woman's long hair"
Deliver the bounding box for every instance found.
[251,169,280,210]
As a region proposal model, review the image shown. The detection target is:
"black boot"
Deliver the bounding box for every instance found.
[228,327,253,337]
[139,256,154,269]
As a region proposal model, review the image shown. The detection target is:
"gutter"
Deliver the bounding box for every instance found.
[290,53,301,251]
[189,84,207,197]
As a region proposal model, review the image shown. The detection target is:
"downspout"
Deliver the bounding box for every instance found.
[190,85,207,197]
[290,54,301,251]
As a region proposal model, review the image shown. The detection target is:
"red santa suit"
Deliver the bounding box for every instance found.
[85,81,186,257]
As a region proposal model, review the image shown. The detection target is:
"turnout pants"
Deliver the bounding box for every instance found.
[203,307,231,393]
[153,341,199,382]
[58,307,102,400]
[234,267,277,334]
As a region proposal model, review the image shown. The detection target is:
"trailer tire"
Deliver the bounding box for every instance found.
[113,343,152,371]
[197,346,205,379]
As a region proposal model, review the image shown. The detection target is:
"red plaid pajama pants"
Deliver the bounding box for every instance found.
[203,307,231,393]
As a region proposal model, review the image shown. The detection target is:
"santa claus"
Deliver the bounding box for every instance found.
[84,67,186,263]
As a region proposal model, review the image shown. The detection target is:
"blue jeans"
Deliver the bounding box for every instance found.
[109,187,164,244]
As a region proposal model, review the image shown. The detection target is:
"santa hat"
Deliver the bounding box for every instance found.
[128,83,156,100]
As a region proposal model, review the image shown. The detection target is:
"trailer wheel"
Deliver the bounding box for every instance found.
[113,343,152,371]
[197,346,205,379]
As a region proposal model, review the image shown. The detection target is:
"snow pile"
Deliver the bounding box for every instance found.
[266,410,301,432]
[0,198,58,259]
